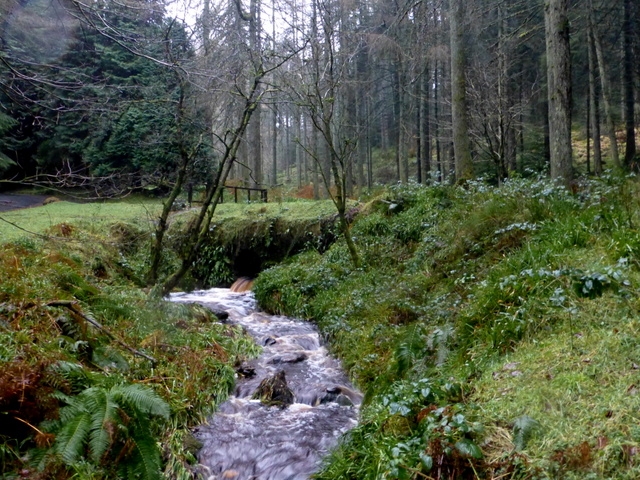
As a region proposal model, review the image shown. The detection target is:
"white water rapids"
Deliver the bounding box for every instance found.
[170,288,361,480]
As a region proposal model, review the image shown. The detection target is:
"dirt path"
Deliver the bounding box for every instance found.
[0,194,52,212]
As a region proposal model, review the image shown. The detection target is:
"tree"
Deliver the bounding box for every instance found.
[449,0,473,182]
[622,0,637,168]
[544,0,573,184]
[589,0,620,170]
[287,0,361,268]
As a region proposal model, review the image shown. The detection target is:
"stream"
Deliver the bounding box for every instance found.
[170,288,361,480]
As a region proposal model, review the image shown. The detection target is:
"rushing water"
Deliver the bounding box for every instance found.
[170,288,361,480]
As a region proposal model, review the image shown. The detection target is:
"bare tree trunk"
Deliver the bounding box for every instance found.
[295,107,302,188]
[147,80,195,286]
[623,0,637,168]
[588,22,603,175]
[271,104,278,186]
[248,0,262,187]
[449,0,473,182]
[271,0,278,186]
[434,60,442,182]
[591,3,620,169]
[544,0,573,185]
[160,99,256,295]
[313,122,319,199]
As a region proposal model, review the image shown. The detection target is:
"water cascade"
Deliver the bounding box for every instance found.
[170,288,361,480]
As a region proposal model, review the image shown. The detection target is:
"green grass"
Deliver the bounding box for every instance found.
[0,199,162,242]
[0,197,341,243]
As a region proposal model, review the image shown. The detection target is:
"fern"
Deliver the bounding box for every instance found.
[126,416,163,480]
[111,384,170,419]
[48,377,170,479]
[55,410,91,464]
[50,361,95,393]
[84,387,119,462]
[512,415,540,451]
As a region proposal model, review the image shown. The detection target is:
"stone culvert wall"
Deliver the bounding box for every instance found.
[190,215,341,288]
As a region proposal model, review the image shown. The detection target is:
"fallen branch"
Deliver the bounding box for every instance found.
[47,300,157,364]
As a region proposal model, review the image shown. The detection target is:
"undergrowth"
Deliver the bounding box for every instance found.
[254,173,640,479]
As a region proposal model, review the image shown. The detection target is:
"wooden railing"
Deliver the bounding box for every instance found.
[223,185,268,203]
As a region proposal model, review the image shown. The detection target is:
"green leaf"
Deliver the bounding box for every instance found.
[420,453,433,471]
[111,384,170,419]
[56,410,91,464]
[127,426,163,480]
[454,439,483,459]
[84,387,119,462]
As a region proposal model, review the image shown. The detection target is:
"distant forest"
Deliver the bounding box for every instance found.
[0,0,638,196]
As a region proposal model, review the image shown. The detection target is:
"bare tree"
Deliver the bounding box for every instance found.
[285,0,361,268]
[544,0,573,184]
[449,0,473,182]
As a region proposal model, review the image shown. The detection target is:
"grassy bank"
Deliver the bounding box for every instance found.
[0,210,262,479]
[254,174,640,479]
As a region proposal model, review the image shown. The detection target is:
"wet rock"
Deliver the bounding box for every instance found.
[211,308,229,321]
[253,370,295,407]
[269,352,307,364]
[262,336,277,346]
[235,365,256,378]
[336,394,354,407]
[230,277,254,292]
[183,431,203,456]
[320,385,362,406]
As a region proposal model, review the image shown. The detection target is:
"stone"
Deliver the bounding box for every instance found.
[252,370,295,407]
[43,196,60,205]
[262,336,277,346]
[269,352,307,364]
[235,365,256,378]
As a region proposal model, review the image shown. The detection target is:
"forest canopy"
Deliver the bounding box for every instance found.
[0,0,637,194]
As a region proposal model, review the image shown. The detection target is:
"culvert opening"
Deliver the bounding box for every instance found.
[232,249,263,279]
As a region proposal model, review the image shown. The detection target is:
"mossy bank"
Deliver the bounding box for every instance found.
[254,175,640,479]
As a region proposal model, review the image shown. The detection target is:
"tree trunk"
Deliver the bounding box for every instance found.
[544,0,573,185]
[249,0,262,187]
[588,22,603,175]
[272,104,278,186]
[147,80,194,286]
[591,4,620,169]
[449,0,473,182]
[623,0,637,168]
[160,77,265,296]
[434,60,442,182]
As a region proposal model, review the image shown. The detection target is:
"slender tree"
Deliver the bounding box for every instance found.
[544,0,573,184]
[449,0,473,182]
[622,0,637,168]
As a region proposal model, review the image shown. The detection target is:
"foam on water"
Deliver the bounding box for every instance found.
[169,288,360,480]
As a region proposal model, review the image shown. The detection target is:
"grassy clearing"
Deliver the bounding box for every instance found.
[0,197,339,243]
[0,199,162,242]
[254,174,640,479]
